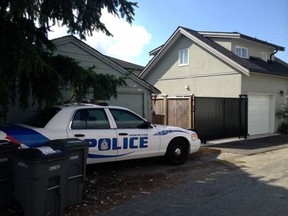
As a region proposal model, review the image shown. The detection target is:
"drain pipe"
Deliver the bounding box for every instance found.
[270,48,278,61]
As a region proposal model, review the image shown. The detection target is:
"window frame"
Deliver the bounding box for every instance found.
[71,108,110,129]
[109,108,147,129]
[261,52,268,61]
[179,48,189,66]
[235,46,249,59]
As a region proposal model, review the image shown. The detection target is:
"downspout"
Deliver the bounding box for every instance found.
[270,48,278,61]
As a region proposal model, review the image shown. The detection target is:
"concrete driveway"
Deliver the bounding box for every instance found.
[203,134,288,155]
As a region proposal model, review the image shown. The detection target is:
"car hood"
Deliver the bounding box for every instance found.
[152,124,195,135]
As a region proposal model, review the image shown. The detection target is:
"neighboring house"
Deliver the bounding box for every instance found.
[5,35,160,123]
[52,35,160,120]
[139,26,288,135]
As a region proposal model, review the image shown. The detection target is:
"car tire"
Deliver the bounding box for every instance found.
[165,138,188,165]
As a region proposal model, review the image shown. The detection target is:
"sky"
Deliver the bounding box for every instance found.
[48,0,288,66]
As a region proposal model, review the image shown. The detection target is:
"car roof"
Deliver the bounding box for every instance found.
[54,103,129,110]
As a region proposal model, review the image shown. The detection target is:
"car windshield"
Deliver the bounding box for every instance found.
[25,107,61,128]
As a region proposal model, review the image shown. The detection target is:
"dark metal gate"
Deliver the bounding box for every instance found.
[194,95,248,142]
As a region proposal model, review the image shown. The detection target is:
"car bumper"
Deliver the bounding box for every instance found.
[189,139,201,153]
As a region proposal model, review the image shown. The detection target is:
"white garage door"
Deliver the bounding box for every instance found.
[248,95,271,135]
[109,92,145,117]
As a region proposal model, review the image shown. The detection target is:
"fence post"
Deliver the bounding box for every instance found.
[163,95,168,125]
[189,95,194,129]
[239,94,248,139]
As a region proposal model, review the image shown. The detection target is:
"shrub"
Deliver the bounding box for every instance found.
[276,105,288,134]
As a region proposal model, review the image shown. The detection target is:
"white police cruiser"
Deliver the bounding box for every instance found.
[0,103,200,165]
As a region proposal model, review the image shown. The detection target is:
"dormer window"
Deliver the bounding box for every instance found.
[235,46,248,59]
[179,48,189,66]
[261,52,268,61]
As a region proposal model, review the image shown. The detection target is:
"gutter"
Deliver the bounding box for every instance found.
[270,48,278,61]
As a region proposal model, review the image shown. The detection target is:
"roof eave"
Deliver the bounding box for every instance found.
[139,27,183,78]
[180,28,250,76]
[140,27,252,78]
[198,31,285,51]
[53,36,159,93]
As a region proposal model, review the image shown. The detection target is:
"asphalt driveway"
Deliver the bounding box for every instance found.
[92,135,288,216]
[4,134,288,216]
[204,134,288,155]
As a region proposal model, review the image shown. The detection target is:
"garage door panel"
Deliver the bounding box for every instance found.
[248,95,270,135]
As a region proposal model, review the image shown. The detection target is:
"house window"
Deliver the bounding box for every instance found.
[235,46,248,58]
[261,52,268,61]
[179,48,189,66]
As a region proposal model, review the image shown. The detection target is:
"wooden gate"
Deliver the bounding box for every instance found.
[152,96,194,128]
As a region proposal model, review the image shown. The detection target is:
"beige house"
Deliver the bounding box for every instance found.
[5,36,160,123]
[139,26,288,135]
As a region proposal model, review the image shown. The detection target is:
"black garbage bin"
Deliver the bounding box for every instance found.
[0,141,19,210]
[46,138,89,207]
[12,146,68,216]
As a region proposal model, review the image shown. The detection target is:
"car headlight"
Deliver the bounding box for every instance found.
[191,133,198,140]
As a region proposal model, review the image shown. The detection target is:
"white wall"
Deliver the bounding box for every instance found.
[231,38,275,60]
[145,35,242,97]
[242,73,288,132]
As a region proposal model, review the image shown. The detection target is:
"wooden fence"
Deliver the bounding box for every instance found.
[152,96,194,129]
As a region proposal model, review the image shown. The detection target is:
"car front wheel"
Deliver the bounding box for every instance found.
[165,138,188,165]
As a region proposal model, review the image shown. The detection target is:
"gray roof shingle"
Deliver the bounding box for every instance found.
[106,56,144,72]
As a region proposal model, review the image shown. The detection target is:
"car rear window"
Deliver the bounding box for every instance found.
[25,107,61,128]
[71,108,110,129]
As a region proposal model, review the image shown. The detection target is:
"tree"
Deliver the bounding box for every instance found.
[0,0,137,120]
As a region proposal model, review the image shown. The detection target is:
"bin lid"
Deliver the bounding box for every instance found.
[11,146,67,161]
[0,140,19,152]
[45,138,89,149]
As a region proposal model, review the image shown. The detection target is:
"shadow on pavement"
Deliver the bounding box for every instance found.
[203,134,288,154]
[1,148,220,216]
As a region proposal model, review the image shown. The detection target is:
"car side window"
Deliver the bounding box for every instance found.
[71,108,110,129]
[109,108,146,129]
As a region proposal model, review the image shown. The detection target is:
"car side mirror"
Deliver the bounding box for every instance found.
[138,121,152,129]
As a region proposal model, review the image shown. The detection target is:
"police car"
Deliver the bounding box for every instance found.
[0,103,200,165]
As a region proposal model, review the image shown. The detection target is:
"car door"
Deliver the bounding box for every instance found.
[67,108,118,164]
[108,108,161,161]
